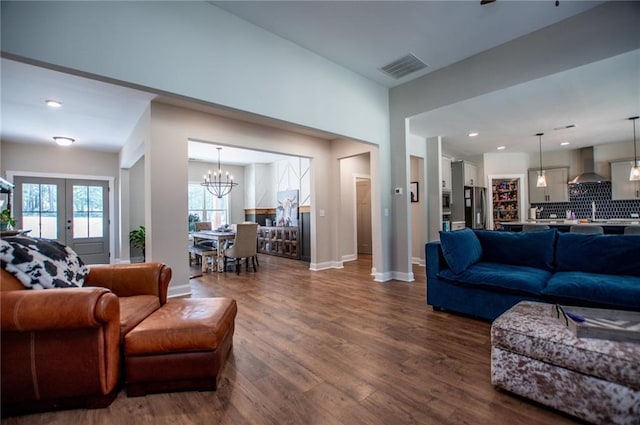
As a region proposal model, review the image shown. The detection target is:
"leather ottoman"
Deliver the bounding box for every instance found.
[491,301,640,425]
[124,297,237,397]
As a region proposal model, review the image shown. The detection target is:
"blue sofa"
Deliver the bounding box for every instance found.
[426,228,640,321]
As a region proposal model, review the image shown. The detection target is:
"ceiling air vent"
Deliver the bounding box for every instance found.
[379,53,428,79]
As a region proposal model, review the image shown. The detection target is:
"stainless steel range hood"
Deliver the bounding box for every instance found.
[568,147,608,184]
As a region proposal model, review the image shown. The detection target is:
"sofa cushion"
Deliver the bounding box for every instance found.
[542,271,640,310]
[438,228,482,274]
[473,229,556,271]
[438,262,552,296]
[119,295,161,338]
[0,236,88,289]
[555,233,640,277]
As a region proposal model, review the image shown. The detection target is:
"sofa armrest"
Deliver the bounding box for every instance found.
[426,241,449,279]
[1,287,122,408]
[85,262,171,305]
[1,287,119,331]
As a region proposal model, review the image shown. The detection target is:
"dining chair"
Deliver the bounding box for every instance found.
[194,222,212,231]
[193,222,217,248]
[569,225,604,234]
[522,224,550,232]
[224,223,259,274]
[624,225,640,235]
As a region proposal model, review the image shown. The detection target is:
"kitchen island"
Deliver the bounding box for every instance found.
[499,219,640,234]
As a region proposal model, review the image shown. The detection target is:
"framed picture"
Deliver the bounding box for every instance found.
[276,190,299,227]
[410,181,419,203]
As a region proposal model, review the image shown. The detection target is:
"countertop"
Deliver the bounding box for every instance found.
[500,219,640,227]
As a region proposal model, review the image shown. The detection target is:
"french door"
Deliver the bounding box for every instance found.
[13,176,110,265]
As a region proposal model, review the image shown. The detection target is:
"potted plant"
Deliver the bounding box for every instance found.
[0,209,16,231]
[188,213,200,232]
[129,225,146,262]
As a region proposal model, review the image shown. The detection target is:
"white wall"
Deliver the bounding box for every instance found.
[128,156,145,261]
[274,157,311,207]
[244,163,275,210]
[129,156,145,230]
[0,1,388,147]
[410,155,425,265]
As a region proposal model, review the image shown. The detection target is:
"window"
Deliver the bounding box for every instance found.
[21,182,58,239]
[188,183,229,229]
[72,184,105,238]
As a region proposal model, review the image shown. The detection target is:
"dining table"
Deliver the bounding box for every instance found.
[191,230,235,272]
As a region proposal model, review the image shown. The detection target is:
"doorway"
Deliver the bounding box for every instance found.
[13,176,110,264]
[356,178,372,255]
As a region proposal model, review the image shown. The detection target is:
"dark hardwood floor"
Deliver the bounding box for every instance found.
[2,254,581,425]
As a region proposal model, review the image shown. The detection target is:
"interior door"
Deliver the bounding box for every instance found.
[356,178,372,255]
[13,177,110,264]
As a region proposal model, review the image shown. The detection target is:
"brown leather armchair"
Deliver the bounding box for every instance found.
[1,262,172,416]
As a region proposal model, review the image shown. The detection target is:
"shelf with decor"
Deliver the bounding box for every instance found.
[492,178,521,230]
[257,226,300,259]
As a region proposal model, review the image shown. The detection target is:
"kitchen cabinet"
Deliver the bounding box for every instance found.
[441,156,452,190]
[528,167,569,203]
[611,160,640,200]
[464,162,478,186]
[452,160,477,187]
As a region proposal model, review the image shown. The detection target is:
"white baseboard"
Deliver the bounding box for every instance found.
[341,254,357,262]
[412,257,425,266]
[168,283,191,298]
[392,271,415,282]
[309,261,344,271]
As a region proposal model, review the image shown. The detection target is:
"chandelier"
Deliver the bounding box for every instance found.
[201,147,238,198]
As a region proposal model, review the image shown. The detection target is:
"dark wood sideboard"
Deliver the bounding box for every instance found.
[257,226,300,259]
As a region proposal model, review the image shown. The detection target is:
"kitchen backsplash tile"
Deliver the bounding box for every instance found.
[531,182,640,220]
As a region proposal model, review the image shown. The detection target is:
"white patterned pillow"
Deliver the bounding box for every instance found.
[0,236,88,289]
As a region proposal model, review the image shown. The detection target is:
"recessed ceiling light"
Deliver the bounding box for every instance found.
[53,136,75,146]
[468,132,479,137]
[46,99,62,108]
[497,146,506,150]
[560,142,570,146]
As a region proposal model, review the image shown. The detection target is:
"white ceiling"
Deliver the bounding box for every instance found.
[411,49,640,157]
[0,59,156,152]
[212,0,602,88]
[1,1,636,163]
[188,140,294,165]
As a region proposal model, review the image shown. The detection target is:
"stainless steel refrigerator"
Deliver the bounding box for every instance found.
[464,186,487,229]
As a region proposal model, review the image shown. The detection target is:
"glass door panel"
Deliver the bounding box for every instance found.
[15,178,64,242]
[72,184,105,238]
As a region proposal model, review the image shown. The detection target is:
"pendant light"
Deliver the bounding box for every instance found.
[536,132,547,187]
[629,116,640,181]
